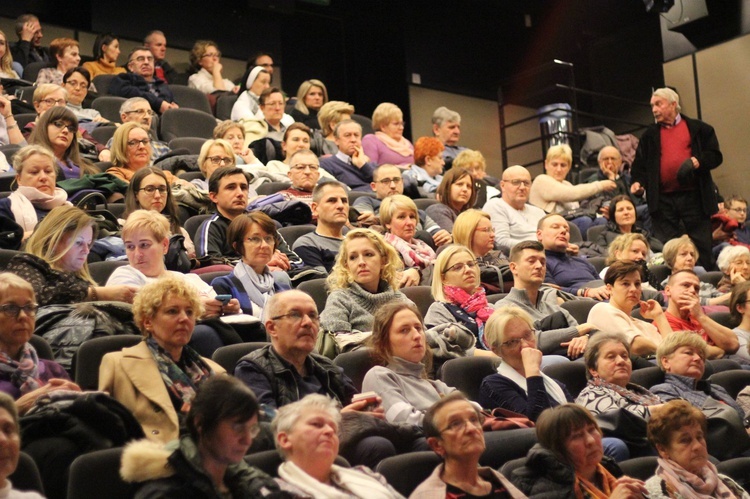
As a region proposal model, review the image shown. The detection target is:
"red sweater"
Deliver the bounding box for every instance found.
[659,119,693,193]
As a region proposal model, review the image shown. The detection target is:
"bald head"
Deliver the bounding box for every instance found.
[500,165,531,210]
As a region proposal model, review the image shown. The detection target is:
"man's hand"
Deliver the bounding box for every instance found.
[691,156,700,169]
[351,146,370,168]
[566,243,579,256]
[585,286,610,301]
[576,323,596,336]
[357,212,378,226]
[342,398,385,420]
[21,20,40,42]
[267,250,290,271]
[678,292,702,318]
[432,229,452,247]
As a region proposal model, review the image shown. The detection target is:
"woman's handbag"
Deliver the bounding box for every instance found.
[481,407,535,432]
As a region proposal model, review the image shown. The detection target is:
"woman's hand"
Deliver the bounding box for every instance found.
[398,269,421,288]
[202,297,223,318]
[342,397,385,420]
[98,285,138,303]
[608,476,647,499]
[240,148,258,164]
[520,347,542,377]
[222,298,241,316]
[730,265,747,285]
[639,299,665,320]
[16,378,82,415]
[600,180,617,192]
[432,230,452,247]
[562,335,588,359]
[98,149,111,162]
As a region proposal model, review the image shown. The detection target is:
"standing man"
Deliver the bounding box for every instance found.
[319,119,376,192]
[483,165,546,255]
[11,14,48,68]
[631,87,722,269]
[432,106,465,170]
[143,30,177,83]
[110,47,178,115]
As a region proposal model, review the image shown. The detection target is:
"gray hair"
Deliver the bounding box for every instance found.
[120,97,151,115]
[655,331,707,372]
[652,87,681,112]
[717,245,750,273]
[272,394,341,458]
[584,331,630,380]
[597,146,621,163]
[333,118,361,139]
[431,106,461,127]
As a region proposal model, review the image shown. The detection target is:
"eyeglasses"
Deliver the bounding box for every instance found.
[389,121,406,128]
[50,120,76,133]
[232,421,261,438]
[127,138,151,148]
[246,235,275,246]
[729,207,748,213]
[201,51,221,59]
[131,55,154,63]
[475,227,494,234]
[504,179,531,187]
[124,109,155,117]
[290,164,320,172]
[40,98,66,107]
[207,156,233,166]
[501,330,537,349]
[376,177,402,186]
[443,260,479,274]
[64,81,88,89]
[270,310,320,323]
[137,185,168,195]
[0,303,39,319]
[439,415,483,434]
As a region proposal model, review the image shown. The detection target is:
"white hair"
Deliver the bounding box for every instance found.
[652,87,681,112]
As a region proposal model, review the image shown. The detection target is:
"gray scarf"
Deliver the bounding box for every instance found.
[233,260,275,311]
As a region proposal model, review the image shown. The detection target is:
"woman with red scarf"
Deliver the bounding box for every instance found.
[424,244,496,356]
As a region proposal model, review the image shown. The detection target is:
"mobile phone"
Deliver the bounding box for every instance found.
[352,391,380,411]
[215,294,232,305]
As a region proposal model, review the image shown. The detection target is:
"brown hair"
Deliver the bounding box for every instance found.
[647,399,706,451]
[227,212,279,258]
[435,168,477,214]
[603,260,644,286]
[369,301,431,372]
[536,404,601,466]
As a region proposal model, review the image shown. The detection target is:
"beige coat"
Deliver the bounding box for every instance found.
[99,341,225,444]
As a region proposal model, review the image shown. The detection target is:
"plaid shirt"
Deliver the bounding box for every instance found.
[650,372,745,418]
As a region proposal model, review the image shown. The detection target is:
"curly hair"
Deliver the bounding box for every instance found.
[189,40,219,71]
[326,229,403,292]
[132,276,204,336]
[293,79,328,115]
[371,103,402,132]
[606,232,650,265]
[413,137,444,167]
[647,399,705,451]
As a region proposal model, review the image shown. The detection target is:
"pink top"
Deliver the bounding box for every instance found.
[361,134,414,166]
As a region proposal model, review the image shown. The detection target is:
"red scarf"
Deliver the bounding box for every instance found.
[443,285,494,327]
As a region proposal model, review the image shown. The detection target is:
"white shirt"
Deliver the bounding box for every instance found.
[483,197,546,254]
[188,68,235,94]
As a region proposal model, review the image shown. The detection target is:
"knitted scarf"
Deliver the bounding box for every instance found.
[384,232,435,269]
[589,376,662,406]
[145,337,212,414]
[443,285,494,327]
[0,343,42,394]
[656,457,737,499]
[8,186,70,232]
[233,260,275,313]
[374,131,414,159]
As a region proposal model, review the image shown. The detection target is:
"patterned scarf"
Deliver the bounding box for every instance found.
[145,337,213,414]
[444,285,494,327]
[0,343,42,395]
[589,376,662,406]
[656,457,737,499]
[384,232,435,269]
[574,464,618,499]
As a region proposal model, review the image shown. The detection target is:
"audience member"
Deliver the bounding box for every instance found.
[277,148,319,210]
[63,67,108,123]
[381,194,436,285]
[431,106,465,170]
[319,119,376,191]
[661,235,727,306]
[718,195,750,246]
[425,167,477,232]
[484,164,545,254]
[716,244,750,294]
[99,277,225,444]
[600,233,652,280]
[187,40,238,94]
[258,86,292,142]
[314,100,354,154]
[495,240,594,357]
[106,122,173,182]
[290,79,328,129]
[81,33,125,79]
[292,181,348,274]
[122,375,281,497]
[211,212,291,318]
[231,66,270,121]
[0,30,19,79]
[414,392,526,498]
[406,136,444,194]
[453,149,500,203]
[11,14,48,68]
[143,30,176,83]
[362,103,414,167]
[213,119,258,165]
[110,47,177,115]
[265,122,313,174]
[35,38,81,86]
[193,138,235,191]
[0,94,24,146]
[594,194,663,253]
[28,106,97,178]
[0,390,46,498]
[729,281,750,362]
[106,97,170,163]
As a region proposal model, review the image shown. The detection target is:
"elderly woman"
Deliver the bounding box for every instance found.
[6,205,137,306]
[595,195,663,252]
[650,332,744,418]
[314,100,354,155]
[0,145,70,239]
[82,33,125,79]
[0,30,19,79]
[192,138,236,191]
[587,261,673,356]
[273,394,404,498]
[123,167,196,257]
[452,209,509,291]
[63,67,107,123]
[661,235,728,306]
[290,79,328,129]
[107,210,240,356]
[99,277,226,444]
[480,306,573,420]
[406,136,444,195]
[188,40,238,95]
[231,66,271,121]
[645,400,750,498]
[320,229,408,349]
[211,212,290,317]
[511,404,647,498]
[576,331,663,420]
[29,106,96,179]
[529,144,617,235]
[425,245,496,355]
[717,245,750,294]
[362,102,414,167]
[425,167,477,232]
[122,375,280,498]
[35,38,81,86]
[381,194,435,286]
[730,281,750,362]
[213,120,259,165]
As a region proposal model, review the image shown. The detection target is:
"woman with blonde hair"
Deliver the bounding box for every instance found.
[362,102,414,167]
[0,30,19,78]
[425,244,496,355]
[453,209,509,291]
[381,194,435,286]
[5,205,137,305]
[317,100,354,141]
[192,138,236,190]
[107,123,185,188]
[187,40,238,95]
[290,79,328,129]
[212,120,258,165]
[320,229,409,349]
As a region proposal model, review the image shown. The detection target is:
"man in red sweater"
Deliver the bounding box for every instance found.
[631,87,723,270]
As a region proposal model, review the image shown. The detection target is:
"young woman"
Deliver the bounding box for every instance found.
[290,79,328,129]
[28,106,96,179]
[82,33,125,79]
[425,167,477,232]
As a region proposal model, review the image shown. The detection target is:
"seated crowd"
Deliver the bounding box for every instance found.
[0,13,748,499]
